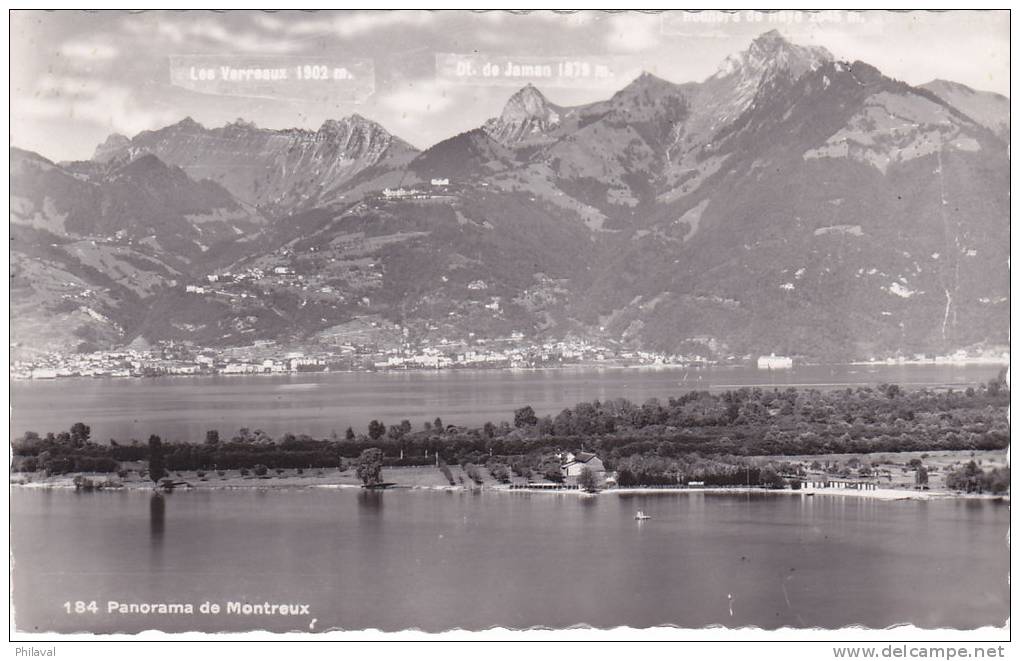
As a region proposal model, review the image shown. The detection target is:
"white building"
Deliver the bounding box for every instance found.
[561,452,605,478]
[757,353,793,370]
[223,363,259,374]
[383,187,426,199]
[408,354,451,369]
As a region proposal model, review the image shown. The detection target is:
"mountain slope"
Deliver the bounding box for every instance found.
[582,59,1008,358]
[10,148,266,355]
[11,30,1010,361]
[410,129,519,181]
[13,148,262,266]
[93,115,419,214]
[921,79,1009,139]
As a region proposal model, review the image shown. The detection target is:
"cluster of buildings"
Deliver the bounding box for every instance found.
[12,348,197,380]
[11,346,336,380]
[751,348,1009,371]
[18,329,1005,382]
[380,178,454,201]
[857,349,1010,366]
[11,332,725,381]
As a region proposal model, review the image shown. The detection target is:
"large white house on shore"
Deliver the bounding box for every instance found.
[757,353,793,370]
[562,452,605,478]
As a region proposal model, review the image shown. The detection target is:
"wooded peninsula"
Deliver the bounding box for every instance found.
[11,372,1009,494]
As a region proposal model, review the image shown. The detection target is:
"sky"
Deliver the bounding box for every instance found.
[9,10,1010,162]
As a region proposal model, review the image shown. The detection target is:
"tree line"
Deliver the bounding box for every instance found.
[10,376,1009,480]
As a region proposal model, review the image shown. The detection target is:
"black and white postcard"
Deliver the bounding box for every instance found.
[8,8,1011,645]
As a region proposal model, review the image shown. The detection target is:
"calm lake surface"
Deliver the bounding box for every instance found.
[11,488,1008,632]
[10,364,1003,442]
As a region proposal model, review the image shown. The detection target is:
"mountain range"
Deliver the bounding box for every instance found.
[10,30,1009,361]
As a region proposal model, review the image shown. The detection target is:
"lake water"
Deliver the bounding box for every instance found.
[9,364,1003,443]
[10,488,1009,633]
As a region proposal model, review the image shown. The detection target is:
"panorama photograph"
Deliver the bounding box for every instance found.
[8,9,1010,635]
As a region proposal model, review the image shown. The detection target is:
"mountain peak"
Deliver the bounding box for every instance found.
[750,29,788,48]
[225,118,258,130]
[92,133,131,162]
[712,30,832,82]
[112,152,175,180]
[500,84,558,122]
[318,114,392,138]
[922,79,1002,98]
[626,70,673,87]
[174,116,205,130]
[483,85,563,145]
[618,70,681,97]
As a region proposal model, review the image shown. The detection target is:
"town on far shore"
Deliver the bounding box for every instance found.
[10,334,1011,381]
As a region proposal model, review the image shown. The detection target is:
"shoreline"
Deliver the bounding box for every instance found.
[9,476,1007,503]
[10,358,1008,383]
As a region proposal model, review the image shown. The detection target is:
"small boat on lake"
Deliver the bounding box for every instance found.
[635,511,651,520]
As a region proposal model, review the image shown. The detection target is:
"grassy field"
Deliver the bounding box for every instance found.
[11,462,516,490]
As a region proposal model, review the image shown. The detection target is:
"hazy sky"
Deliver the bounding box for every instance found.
[10,10,1010,162]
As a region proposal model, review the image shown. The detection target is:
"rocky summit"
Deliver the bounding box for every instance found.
[92,114,419,214]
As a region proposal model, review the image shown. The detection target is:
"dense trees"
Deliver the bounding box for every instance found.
[355,448,384,486]
[578,467,599,492]
[514,405,538,428]
[986,366,1008,397]
[148,435,166,485]
[615,453,764,487]
[368,420,386,440]
[945,461,1009,494]
[538,455,564,483]
[69,422,91,448]
[488,462,510,483]
[9,382,1009,485]
[759,465,785,489]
